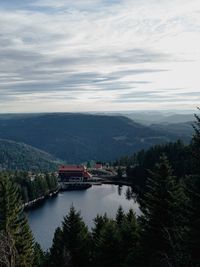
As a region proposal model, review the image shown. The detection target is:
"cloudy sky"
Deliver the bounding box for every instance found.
[0,0,200,113]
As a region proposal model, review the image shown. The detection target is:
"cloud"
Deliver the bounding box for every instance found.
[0,0,200,112]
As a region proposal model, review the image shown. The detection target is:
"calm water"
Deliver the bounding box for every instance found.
[26,184,140,250]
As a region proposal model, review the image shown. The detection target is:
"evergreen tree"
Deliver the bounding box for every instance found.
[92,214,109,244]
[0,173,34,267]
[91,214,109,264]
[125,187,133,200]
[92,211,140,267]
[191,107,200,174]
[0,230,16,267]
[126,208,135,222]
[116,206,125,225]
[61,206,91,267]
[139,156,189,267]
[186,175,200,266]
[33,242,45,267]
[47,227,65,267]
[94,220,120,267]
[117,209,140,267]
[187,108,200,265]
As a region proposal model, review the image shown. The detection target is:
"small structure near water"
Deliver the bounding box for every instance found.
[58,165,92,190]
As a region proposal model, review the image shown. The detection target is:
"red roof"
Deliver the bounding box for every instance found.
[59,165,85,172]
[95,163,102,169]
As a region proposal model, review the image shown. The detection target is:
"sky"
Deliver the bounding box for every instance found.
[0,0,200,113]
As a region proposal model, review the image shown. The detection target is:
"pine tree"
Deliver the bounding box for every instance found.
[48,227,65,267]
[0,230,16,267]
[118,209,140,267]
[186,175,200,266]
[91,214,109,265]
[191,107,200,174]
[116,206,125,225]
[126,208,135,222]
[33,242,45,267]
[92,214,109,243]
[94,220,120,267]
[0,173,34,267]
[62,206,91,267]
[187,108,200,265]
[139,156,189,267]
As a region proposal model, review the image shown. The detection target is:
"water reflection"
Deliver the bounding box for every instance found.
[117,185,122,196]
[125,186,138,202]
[26,184,140,250]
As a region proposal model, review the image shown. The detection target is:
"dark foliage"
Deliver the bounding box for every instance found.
[0,139,60,171]
[1,109,200,267]
[1,171,58,203]
[115,139,194,193]
[0,174,34,267]
[0,113,181,163]
[139,156,189,266]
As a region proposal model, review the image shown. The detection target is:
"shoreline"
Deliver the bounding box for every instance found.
[102,180,133,186]
[23,188,60,210]
[23,180,133,211]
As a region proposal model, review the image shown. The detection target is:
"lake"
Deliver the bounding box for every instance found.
[26,184,140,250]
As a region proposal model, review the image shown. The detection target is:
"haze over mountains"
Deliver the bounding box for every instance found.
[0,112,194,167]
[124,112,194,141]
[124,111,194,125]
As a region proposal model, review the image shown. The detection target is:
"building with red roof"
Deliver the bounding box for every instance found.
[95,163,103,169]
[58,165,91,182]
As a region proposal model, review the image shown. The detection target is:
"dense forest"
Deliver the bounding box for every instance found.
[114,138,195,194]
[0,139,60,171]
[0,110,200,267]
[1,171,58,204]
[14,172,58,203]
[0,113,183,162]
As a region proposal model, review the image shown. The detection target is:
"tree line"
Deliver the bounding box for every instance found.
[0,139,59,172]
[115,132,197,194]
[2,171,58,204]
[0,109,200,266]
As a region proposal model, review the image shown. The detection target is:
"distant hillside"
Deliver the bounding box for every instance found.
[0,113,184,163]
[0,139,60,171]
[126,112,194,125]
[149,122,194,142]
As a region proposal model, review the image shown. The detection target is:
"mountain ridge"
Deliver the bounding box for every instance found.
[0,138,60,171]
[0,113,187,163]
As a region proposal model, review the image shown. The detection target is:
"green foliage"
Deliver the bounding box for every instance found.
[139,156,189,267]
[115,139,194,194]
[94,220,120,267]
[62,206,91,267]
[0,114,182,163]
[92,214,109,244]
[47,206,91,267]
[33,243,46,267]
[46,207,140,267]
[0,139,60,171]
[187,109,200,265]
[92,209,140,267]
[116,206,125,225]
[1,109,200,267]
[191,107,200,174]
[12,171,58,203]
[0,173,34,267]
[47,227,64,267]
[185,175,200,266]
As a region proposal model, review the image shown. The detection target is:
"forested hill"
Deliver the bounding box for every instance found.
[0,113,184,163]
[149,121,193,142]
[0,139,60,171]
